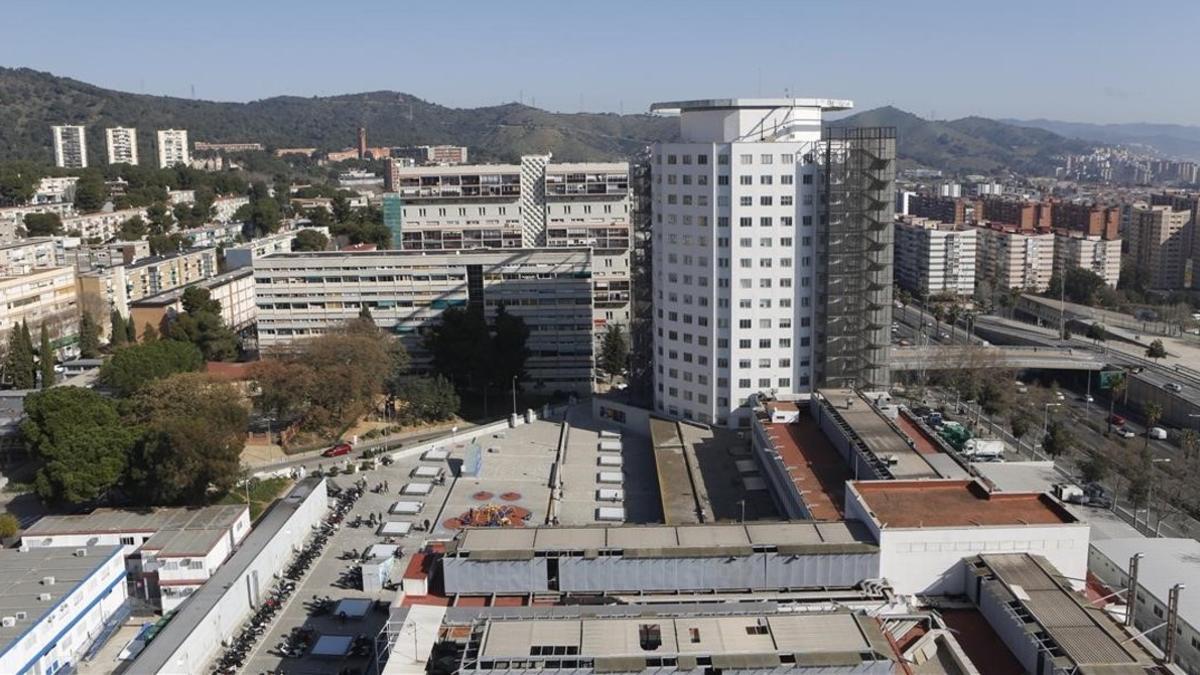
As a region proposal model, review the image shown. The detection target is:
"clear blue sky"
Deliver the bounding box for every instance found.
[3,0,1195,124]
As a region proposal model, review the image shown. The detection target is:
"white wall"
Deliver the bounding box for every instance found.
[879,524,1090,595]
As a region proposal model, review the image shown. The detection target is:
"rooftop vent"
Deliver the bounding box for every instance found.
[1,617,15,628]
[74,548,88,557]
[41,576,55,586]
[38,593,52,602]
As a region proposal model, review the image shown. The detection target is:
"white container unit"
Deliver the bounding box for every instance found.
[411,466,442,479]
[401,482,434,496]
[421,448,450,461]
[598,439,622,453]
[390,501,424,515]
[597,488,625,502]
[597,471,623,484]
[378,521,413,536]
[596,506,626,522]
[598,455,623,468]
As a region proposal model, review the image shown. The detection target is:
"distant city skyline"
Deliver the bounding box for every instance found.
[2,0,1197,125]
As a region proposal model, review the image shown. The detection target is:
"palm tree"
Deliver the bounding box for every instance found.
[1144,402,1163,452]
[1108,374,1127,431]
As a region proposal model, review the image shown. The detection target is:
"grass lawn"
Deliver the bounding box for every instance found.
[220,476,293,521]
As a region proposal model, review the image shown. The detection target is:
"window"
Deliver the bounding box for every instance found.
[739,217,752,227]
[781,174,794,185]
[803,173,813,185]
[781,153,794,164]
[778,378,791,388]
[718,154,729,165]
[781,216,793,227]
[738,379,751,388]
[739,175,753,185]
[760,175,773,185]
[760,217,772,227]
[760,196,773,206]
[739,196,753,206]
[758,378,771,387]
[760,154,773,164]
[781,195,793,206]
[717,175,729,186]
[738,359,752,369]
[739,154,753,165]
[718,216,730,227]
[120,536,135,546]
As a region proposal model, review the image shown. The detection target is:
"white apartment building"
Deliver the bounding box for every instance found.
[60,207,147,242]
[224,227,331,270]
[0,203,75,244]
[131,267,257,339]
[1054,231,1122,287]
[0,267,79,352]
[894,217,977,298]
[77,247,218,319]
[51,125,87,168]
[156,129,191,168]
[0,238,58,276]
[253,249,595,392]
[384,157,632,346]
[105,127,139,165]
[650,98,895,426]
[212,195,250,223]
[0,546,127,675]
[974,224,1055,292]
[34,176,79,204]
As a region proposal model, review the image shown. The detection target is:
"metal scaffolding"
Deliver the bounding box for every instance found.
[816,127,896,390]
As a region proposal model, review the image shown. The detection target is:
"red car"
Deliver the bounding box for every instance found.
[322,443,352,458]
[1108,414,1125,426]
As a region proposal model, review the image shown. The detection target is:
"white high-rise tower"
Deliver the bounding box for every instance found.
[105,127,139,165]
[156,129,190,168]
[51,125,87,168]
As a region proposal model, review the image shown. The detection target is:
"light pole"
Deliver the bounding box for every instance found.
[1042,402,1062,442]
[1144,457,1171,534]
[511,376,518,417]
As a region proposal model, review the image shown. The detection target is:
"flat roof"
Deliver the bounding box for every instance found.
[125,247,214,270]
[763,419,849,520]
[849,480,1076,529]
[475,612,892,667]
[447,522,876,559]
[23,505,247,559]
[971,553,1155,669]
[648,418,704,525]
[1090,538,1200,628]
[650,98,854,113]
[818,389,941,479]
[0,545,124,649]
[129,478,323,673]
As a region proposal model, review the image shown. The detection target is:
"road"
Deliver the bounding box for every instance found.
[249,424,477,476]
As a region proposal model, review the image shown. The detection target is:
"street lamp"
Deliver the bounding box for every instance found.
[1145,457,1171,535]
[1042,402,1062,440]
[511,376,518,418]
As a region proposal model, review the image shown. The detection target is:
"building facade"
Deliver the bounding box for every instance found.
[156,129,191,169]
[974,224,1055,292]
[78,247,218,319]
[384,157,632,348]
[649,98,894,427]
[105,127,139,165]
[51,125,87,168]
[131,267,257,340]
[894,217,977,298]
[1127,204,1190,290]
[0,267,79,354]
[60,207,147,243]
[253,249,595,392]
[0,238,58,276]
[1053,231,1122,287]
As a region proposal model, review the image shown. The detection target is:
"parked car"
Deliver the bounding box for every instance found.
[1079,394,1094,403]
[1149,426,1168,440]
[322,442,353,458]
[1108,414,1126,426]
[1054,391,1065,401]
[1165,382,1183,393]
[1116,427,1136,439]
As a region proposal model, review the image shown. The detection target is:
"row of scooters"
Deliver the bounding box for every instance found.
[210,485,362,673]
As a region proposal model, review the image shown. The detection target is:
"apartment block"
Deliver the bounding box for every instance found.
[649,98,894,427]
[253,249,594,392]
[978,196,1049,231]
[974,224,1055,292]
[60,207,147,242]
[224,227,331,270]
[1051,201,1121,240]
[1054,231,1122,287]
[0,267,79,352]
[1127,205,1190,290]
[34,176,79,204]
[908,194,973,224]
[156,129,191,168]
[131,267,256,340]
[78,248,218,319]
[384,157,632,343]
[894,217,977,298]
[0,203,76,244]
[51,125,87,168]
[105,127,139,165]
[0,238,58,276]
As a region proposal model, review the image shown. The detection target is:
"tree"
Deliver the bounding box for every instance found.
[118,216,147,241]
[1146,339,1167,362]
[1043,420,1074,457]
[110,310,128,348]
[142,322,159,341]
[426,306,493,391]
[332,194,352,223]
[1180,429,1199,460]
[73,171,109,213]
[358,303,374,323]
[599,324,629,382]
[148,232,185,256]
[0,513,18,540]
[166,287,238,361]
[391,376,460,425]
[293,228,329,252]
[1126,450,1153,509]
[99,340,205,396]
[1078,450,1110,485]
[78,312,100,359]
[1144,401,1163,451]
[250,359,316,421]
[1010,413,1031,447]
[124,373,248,505]
[977,376,1012,417]
[0,164,39,206]
[22,387,135,504]
[490,305,530,389]
[38,323,54,389]
[1086,322,1107,343]
[23,212,62,236]
[3,320,37,389]
[1048,268,1107,306]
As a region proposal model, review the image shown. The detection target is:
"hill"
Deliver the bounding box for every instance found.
[1003,118,1200,161]
[0,67,677,164]
[830,106,1094,175]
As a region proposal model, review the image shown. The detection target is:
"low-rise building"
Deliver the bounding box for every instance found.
[894,217,977,298]
[180,222,246,248]
[22,505,251,614]
[77,247,218,319]
[33,176,79,204]
[130,267,256,339]
[0,545,127,675]
[60,207,148,243]
[254,249,594,392]
[211,196,250,223]
[0,203,75,244]
[224,227,330,270]
[1089,537,1200,672]
[974,223,1056,291]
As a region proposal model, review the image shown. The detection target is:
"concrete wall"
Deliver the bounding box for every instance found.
[879,524,1089,596]
[591,396,652,435]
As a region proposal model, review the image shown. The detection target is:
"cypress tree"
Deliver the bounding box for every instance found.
[110,310,127,347]
[39,323,54,389]
[79,312,100,358]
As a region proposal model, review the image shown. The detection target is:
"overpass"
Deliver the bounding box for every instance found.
[890,345,1108,372]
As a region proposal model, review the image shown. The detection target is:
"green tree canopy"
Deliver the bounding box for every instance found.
[1043,420,1074,457]
[22,387,135,504]
[1146,339,1167,362]
[38,323,54,389]
[391,375,460,425]
[166,287,238,361]
[599,324,629,382]
[3,321,37,389]
[1048,267,1108,306]
[124,373,248,505]
[293,228,329,252]
[78,312,100,359]
[73,171,109,212]
[23,212,62,236]
[99,339,204,396]
[118,215,147,241]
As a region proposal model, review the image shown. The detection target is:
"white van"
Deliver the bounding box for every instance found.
[1149,427,1168,440]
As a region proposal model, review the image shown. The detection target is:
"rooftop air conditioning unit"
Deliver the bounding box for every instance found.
[41,576,55,586]
[14,612,27,621]
[74,548,87,557]
[38,593,52,602]
[1,617,15,628]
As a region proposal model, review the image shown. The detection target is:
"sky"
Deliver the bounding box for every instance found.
[2,0,1197,125]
